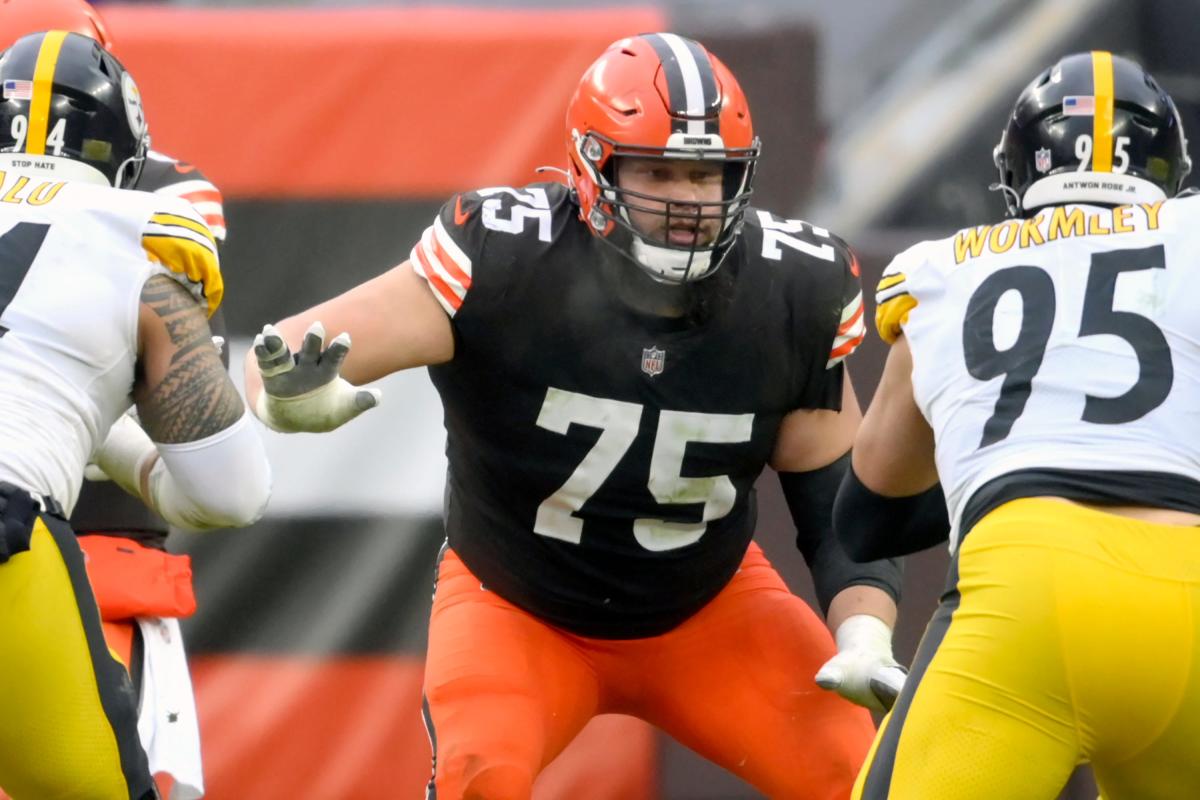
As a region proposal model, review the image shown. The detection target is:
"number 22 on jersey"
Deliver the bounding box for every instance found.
[533,388,753,552]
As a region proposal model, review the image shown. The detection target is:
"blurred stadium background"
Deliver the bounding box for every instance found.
[80,1,1200,797]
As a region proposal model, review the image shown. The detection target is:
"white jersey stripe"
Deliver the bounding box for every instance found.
[152,179,219,197]
[411,245,460,317]
[839,294,863,324]
[432,216,473,278]
[875,283,909,304]
[187,201,224,219]
[420,228,469,299]
[144,223,219,257]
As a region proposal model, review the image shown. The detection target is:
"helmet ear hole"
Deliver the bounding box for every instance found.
[601,157,616,187]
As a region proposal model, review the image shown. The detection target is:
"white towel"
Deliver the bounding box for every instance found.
[136,617,205,800]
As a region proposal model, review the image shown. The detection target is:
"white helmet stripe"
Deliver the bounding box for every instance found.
[657,33,709,136]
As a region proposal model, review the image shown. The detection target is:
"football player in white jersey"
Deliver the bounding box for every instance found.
[837,51,1200,799]
[0,30,270,799]
[0,4,233,797]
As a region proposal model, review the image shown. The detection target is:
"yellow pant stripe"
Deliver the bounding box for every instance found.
[0,510,151,796]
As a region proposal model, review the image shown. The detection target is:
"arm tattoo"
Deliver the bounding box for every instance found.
[138,274,245,443]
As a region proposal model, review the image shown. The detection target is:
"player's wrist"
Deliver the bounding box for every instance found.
[834,614,895,656]
[256,376,379,433]
[254,385,301,432]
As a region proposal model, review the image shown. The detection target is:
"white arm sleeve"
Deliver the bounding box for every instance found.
[145,412,272,531]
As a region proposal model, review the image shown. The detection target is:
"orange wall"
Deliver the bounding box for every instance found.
[101,6,667,199]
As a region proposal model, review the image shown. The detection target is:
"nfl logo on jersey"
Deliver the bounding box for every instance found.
[641,346,665,377]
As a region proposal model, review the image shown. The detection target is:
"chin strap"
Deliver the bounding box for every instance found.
[629,237,715,283]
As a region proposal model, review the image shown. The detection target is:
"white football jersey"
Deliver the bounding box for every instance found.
[0,168,221,514]
[876,195,1200,547]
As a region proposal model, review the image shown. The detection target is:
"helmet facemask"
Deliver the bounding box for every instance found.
[573,129,759,284]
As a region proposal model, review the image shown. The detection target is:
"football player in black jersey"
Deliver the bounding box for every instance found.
[247,33,905,799]
[1,3,228,797]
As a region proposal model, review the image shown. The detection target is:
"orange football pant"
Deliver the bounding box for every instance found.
[423,542,875,800]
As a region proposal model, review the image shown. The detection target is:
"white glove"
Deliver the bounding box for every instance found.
[253,321,381,433]
[815,614,907,713]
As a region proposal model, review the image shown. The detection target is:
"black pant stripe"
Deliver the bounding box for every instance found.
[40,512,155,799]
[860,553,963,798]
[422,541,448,800]
[422,694,439,800]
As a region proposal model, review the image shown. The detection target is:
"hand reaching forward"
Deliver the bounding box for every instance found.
[253,321,381,433]
[815,614,907,713]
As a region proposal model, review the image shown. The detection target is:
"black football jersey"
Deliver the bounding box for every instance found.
[69,151,226,541]
[412,182,863,637]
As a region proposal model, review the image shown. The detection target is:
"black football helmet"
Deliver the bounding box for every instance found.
[0,30,148,188]
[993,51,1191,216]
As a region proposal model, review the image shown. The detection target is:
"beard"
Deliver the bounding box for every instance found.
[678,249,736,325]
[595,231,738,326]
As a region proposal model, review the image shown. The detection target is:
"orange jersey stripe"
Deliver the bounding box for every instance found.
[829,332,865,360]
[181,189,224,205]
[414,245,463,311]
[430,233,472,289]
[837,300,864,335]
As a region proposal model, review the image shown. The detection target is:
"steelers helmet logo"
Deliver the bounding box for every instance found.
[121,72,146,140]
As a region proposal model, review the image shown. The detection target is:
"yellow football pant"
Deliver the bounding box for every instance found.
[854,498,1200,800]
[0,509,152,799]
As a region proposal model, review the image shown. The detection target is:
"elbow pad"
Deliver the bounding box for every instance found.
[147,413,272,531]
[833,466,949,562]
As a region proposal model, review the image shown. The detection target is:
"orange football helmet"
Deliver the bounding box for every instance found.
[565,33,760,283]
[0,0,113,51]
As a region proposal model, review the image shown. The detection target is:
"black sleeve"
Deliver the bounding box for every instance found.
[791,235,865,413]
[833,465,950,562]
[777,452,903,615]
